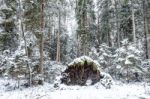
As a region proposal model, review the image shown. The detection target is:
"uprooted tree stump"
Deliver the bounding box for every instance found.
[61,56,103,85]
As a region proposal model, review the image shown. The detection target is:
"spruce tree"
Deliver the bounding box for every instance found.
[76,0,96,55]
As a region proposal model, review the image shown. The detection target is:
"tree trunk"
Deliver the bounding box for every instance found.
[39,0,44,77]
[97,14,101,46]
[143,0,149,59]
[114,0,120,47]
[131,0,136,43]
[48,16,51,41]
[56,9,61,62]
[106,0,111,47]
[18,0,31,86]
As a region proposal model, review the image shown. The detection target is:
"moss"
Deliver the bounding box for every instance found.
[79,60,85,66]
[68,58,99,72]
[92,63,98,71]
[86,60,93,66]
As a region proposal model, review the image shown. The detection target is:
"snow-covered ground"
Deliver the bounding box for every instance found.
[0,79,150,99]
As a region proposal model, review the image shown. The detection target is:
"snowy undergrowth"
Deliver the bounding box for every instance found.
[0,78,150,99]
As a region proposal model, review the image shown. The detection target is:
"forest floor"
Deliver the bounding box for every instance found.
[0,78,150,99]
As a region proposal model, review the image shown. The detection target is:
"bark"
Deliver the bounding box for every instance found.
[106,1,111,47]
[97,14,101,46]
[143,0,149,59]
[114,0,120,47]
[48,16,51,41]
[131,0,136,43]
[39,0,44,76]
[56,9,61,62]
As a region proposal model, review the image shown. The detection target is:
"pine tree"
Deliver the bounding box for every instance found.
[97,0,111,46]
[76,0,96,55]
[0,0,18,51]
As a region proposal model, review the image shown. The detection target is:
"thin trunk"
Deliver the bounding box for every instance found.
[79,0,86,56]
[106,1,111,47]
[143,0,149,59]
[97,6,103,47]
[18,0,31,86]
[56,9,61,62]
[18,0,27,56]
[97,14,101,46]
[48,16,51,41]
[114,0,120,47]
[21,13,32,87]
[39,0,44,75]
[131,1,136,43]
[77,38,80,57]
[83,0,88,55]
[47,16,51,59]
[56,31,60,62]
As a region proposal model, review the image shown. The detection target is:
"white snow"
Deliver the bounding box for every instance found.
[121,39,128,45]
[0,3,12,11]
[117,58,125,62]
[86,80,92,86]
[0,78,150,99]
[100,72,113,89]
[68,56,100,69]
[116,65,121,69]
[125,58,132,65]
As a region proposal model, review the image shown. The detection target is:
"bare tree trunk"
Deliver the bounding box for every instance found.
[131,0,136,43]
[105,0,111,47]
[82,0,88,55]
[97,14,101,46]
[114,0,120,47]
[143,0,149,59]
[39,0,44,77]
[77,38,81,57]
[56,31,60,62]
[39,0,44,73]
[48,16,51,41]
[56,9,61,62]
[18,0,31,87]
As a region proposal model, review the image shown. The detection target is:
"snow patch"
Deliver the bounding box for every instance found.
[0,78,149,99]
[68,56,101,70]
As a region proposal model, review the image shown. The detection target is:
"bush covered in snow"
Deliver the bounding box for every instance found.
[89,44,114,69]
[100,72,113,89]
[89,40,146,82]
[112,39,144,82]
[0,48,66,87]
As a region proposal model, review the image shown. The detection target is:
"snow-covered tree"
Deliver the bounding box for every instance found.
[112,39,144,82]
[0,0,18,51]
